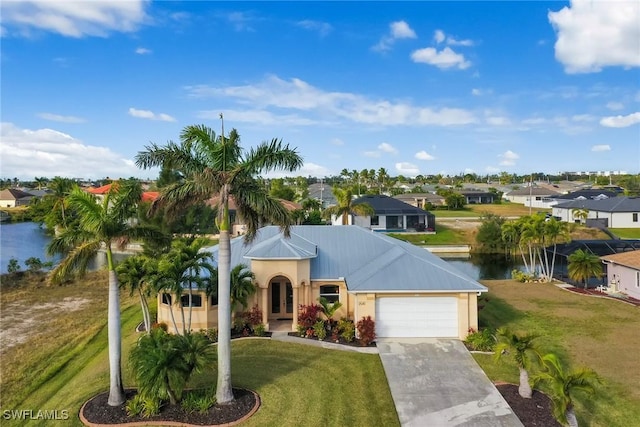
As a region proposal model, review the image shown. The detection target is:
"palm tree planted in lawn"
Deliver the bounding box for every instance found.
[135,121,303,404]
[47,180,166,406]
[568,249,603,289]
[116,254,158,334]
[494,327,541,398]
[533,353,600,427]
[323,187,374,225]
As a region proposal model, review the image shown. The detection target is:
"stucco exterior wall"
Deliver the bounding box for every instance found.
[607,265,640,300]
[157,291,220,333]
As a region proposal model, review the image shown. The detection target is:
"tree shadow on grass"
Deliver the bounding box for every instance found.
[478,293,524,329]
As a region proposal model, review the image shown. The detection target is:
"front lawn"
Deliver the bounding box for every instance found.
[609,228,640,239]
[431,204,550,218]
[388,223,472,245]
[0,273,398,427]
[475,280,640,427]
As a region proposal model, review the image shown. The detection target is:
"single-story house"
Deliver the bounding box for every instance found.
[552,197,640,228]
[457,190,495,204]
[0,188,35,207]
[551,189,619,203]
[601,251,640,300]
[504,187,561,208]
[157,225,487,339]
[333,194,436,231]
[394,193,446,209]
[85,183,159,204]
[308,182,336,209]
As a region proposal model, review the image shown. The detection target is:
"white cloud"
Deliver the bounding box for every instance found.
[197,109,319,126]
[415,150,435,160]
[0,122,140,180]
[363,151,381,158]
[463,168,475,174]
[372,20,416,52]
[434,29,474,46]
[135,47,151,55]
[548,0,640,73]
[330,138,344,146]
[600,112,640,128]
[1,0,148,38]
[471,88,482,96]
[606,101,624,111]
[434,29,445,44]
[128,108,176,122]
[226,11,258,32]
[485,166,500,173]
[591,144,611,152]
[265,161,332,179]
[410,47,471,70]
[378,142,397,154]
[395,162,420,177]
[296,20,332,37]
[37,112,85,123]
[186,75,478,127]
[499,150,519,166]
[486,116,511,126]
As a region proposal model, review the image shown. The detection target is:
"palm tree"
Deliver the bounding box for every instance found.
[323,187,374,225]
[568,249,603,289]
[542,218,568,283]
[116,254,157,333]
[230,264,256,311]
[46,176,76,229]
[533,353,600,427]
[494,328,541,398]
[571,208,589,224]
[135,121,303,404]
[46,180,165,406]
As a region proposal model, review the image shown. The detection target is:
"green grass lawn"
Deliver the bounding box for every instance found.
[475,280,640,427]
[609,228,640,239]
[0,273,398,427]
[432,203,550,218]
[388,223,472,245]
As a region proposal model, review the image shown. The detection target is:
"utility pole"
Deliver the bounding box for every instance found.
[529,173,533,215]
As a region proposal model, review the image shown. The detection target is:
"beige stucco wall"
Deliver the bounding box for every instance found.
[157,291,220,333]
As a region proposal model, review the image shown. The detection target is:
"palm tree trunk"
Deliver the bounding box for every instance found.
[550,244,558,284]
[188,285,193,333]
[518,367,532,398]
[168,299,179,334]
[139,289,151,333]
[216,228,234,404]
[566,407,579,427]
[107,268,125,406]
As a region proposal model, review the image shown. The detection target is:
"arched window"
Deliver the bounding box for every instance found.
[319,285,340,303]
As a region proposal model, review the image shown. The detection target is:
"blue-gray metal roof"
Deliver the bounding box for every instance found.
[554,196,640,212]
[206,225,486,293]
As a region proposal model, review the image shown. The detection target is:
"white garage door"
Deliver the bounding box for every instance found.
[375,297,459,338]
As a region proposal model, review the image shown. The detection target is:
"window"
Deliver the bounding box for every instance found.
[320,285,340,303]
[636,271,640,288]
[181,294,202,307]
[633,213,638,223]
[210,295,218,307]
[161,293,172,305]
[370,215,379,226]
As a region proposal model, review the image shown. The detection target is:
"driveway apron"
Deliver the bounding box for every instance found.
[377,338,523,427]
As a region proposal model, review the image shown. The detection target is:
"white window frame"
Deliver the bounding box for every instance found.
[319,285,340,304]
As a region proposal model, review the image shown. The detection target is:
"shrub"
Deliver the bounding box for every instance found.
[314,320,327,340]
[253,323,266,337]
[356,316,376,346]
[125,394,145,417]
[464,328,496,351]
[203,328,218,342]
[141,395,162,417]
[24,257,44,273]
[298,304,323,328]
[7,258,20,274]
[242,304,263,327]
[181,389,216,414]
[296,324,306,337]
[338,319,355,343]
[511,269,536,283]
[152,322,168,332]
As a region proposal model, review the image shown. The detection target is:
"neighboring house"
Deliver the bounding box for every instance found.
[551,189,619,202]
[552,197,640,228]
[335,194,436,231]
[206,195,301,236]
[0,188,35,207]
[156,225,487,339]
[86,183,159,204]
[308,182,336,208]
[456,190,495,204]
[504,187,561,208]
[394,193,446,209]
[601,251,640,300]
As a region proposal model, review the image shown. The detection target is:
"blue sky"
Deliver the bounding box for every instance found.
[1,0,639,181]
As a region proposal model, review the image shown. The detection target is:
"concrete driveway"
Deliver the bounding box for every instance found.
[377,338,523,427]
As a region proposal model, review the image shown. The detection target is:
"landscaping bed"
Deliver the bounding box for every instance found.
[496,383,561,427]
[80,388,259,426]
[286,332,377,348]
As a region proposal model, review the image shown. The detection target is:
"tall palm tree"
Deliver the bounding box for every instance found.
[568,249,603,289]
[116,254,157,333]
[135,122,302,404]
[323,187,374,225]
[47,180,165,406]
[542,218,568,283]
[230,264,256,311]
[494,327,541,398]
[46,176,76,229]
[533,353,600,427]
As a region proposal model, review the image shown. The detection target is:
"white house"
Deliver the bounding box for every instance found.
[504,187,561,208]
[601,251,640,300]
[552,197,640,228]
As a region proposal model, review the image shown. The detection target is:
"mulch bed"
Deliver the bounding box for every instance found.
[563,286,640,306]
[286,332,377,348]
[80,388,258,426]
[496,383,561,427]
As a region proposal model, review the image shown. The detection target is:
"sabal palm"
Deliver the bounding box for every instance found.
[47,180,165,406]
[533,353,600,427]
[568,249,603,289]
[230,264,256,311]
[135,123,302,404]
[323,187,374,225]
[494,327,541,398]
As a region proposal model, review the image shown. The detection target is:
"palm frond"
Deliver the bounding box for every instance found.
[48,240,102,284]
[242,138,303,175]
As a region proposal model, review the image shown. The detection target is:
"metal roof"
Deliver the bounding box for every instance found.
[353,195,434,217]
[206,225,486,293]
[554,196,640,213]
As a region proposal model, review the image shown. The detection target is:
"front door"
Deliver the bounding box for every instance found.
[270,280,293,319]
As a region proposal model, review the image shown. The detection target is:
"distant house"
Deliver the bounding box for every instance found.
[601,251,640,300]
[456,190,495,204]
[308,182,336,208]
[393,193,446,209]
[504,187,561,208]
[85,183,159,205]
[552,197,640,228]
[333,195,435,231]
[552,189,619,202]
[0,188,34,207]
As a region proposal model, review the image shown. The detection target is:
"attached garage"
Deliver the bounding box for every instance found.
[375,296,459,338]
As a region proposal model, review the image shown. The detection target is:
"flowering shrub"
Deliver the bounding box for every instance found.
[298,304,324,328]
[356,316,376,346]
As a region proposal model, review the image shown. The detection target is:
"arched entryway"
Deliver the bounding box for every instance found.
[268,276,293,320]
